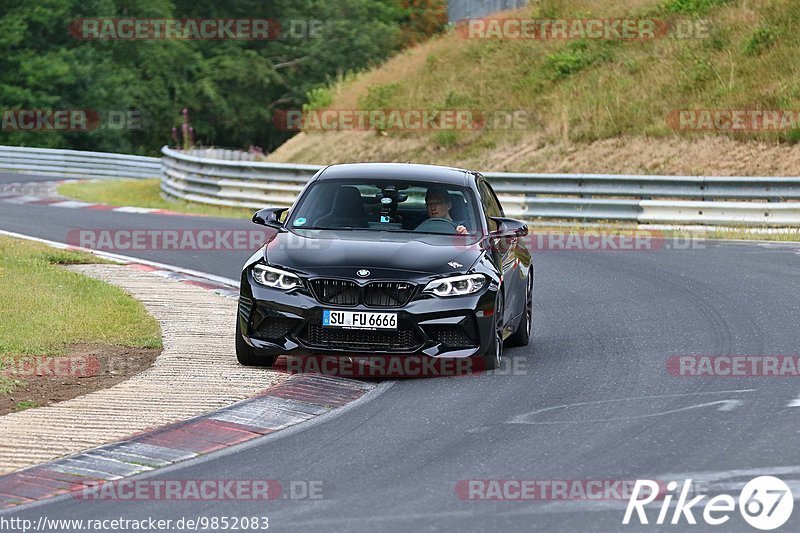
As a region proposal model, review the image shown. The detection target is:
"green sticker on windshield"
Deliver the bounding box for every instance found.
[294,217,306,226]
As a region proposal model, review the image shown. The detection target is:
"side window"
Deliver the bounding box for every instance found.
[483,181,504,217]
[478,180,503,231]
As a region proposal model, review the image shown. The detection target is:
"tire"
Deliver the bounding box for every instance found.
[482,293,504,370]
[506,269,533,348]
[236,319,277,367]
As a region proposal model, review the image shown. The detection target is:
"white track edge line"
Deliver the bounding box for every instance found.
[0,229,239,288]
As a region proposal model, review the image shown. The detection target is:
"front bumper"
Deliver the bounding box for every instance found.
[238,275,498,360]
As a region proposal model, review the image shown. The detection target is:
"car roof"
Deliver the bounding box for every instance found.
[314,162,475,186]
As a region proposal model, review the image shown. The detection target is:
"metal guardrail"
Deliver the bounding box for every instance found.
[160,146,800,227]
[160,146,321,209]
[0,145,160,179]
[2,144,797,227]
[448,0,529,23]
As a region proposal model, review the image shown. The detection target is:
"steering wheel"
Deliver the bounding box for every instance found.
[415,217,459,234]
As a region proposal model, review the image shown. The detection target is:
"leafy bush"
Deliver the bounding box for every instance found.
[304,87,334,112]
[433,130,458,148]
[438,90,475,109]
[744,27,777,56]
[546,41,614,80]
[785,129,800,145]
[397,0,447,47]
[663,0,733,16]
[359,83,402,110]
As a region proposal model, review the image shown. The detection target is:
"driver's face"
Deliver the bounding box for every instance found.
[426,195,451,219]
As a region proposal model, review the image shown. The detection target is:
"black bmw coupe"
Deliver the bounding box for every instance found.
[236,162,533,373]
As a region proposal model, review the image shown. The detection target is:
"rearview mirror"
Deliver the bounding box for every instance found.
[489,217,529,238]
[252,207,288,230]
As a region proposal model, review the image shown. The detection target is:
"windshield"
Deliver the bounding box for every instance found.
[288,178,481,235]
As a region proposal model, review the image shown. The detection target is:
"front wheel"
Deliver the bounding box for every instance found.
[482,293,504,370]
[506,269,533,348]
[236,319,277,367]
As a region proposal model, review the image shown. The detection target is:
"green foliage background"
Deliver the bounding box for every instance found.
[0,0,443,154]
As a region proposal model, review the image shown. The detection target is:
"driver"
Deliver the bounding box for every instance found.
[423,185,468,235]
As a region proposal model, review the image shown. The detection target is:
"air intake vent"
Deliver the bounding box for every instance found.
[362,282,415,307]
[310,279,415,307]
[250,305,299,341]
[302,324,421,352]
[310,279,359,306]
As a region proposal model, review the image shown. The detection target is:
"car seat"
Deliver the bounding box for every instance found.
[315,186,369,228]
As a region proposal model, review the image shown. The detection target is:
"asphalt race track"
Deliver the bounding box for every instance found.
[3,174,800,532]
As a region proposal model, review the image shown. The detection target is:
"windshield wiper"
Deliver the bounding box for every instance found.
[291,226,359,231]
[382,229,476,236]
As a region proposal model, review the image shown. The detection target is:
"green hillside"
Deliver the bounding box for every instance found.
[268,0,800,175]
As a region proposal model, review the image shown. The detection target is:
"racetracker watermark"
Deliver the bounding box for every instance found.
[667,355,800,377]
[65,229,327,252]
[73,479,323,501]
[0,354,164,379]
[69,18,323,40]
[457,18,710,40]
[456,479,671,501]
[0,355,100,378]
[1,109,142,131]
[668,109,800,132]
[272,109,535,131]
[1,516,270,532]
[279,355,527,377]
[452,230,705,252]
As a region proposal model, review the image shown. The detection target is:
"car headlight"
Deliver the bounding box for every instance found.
[424,274,487,297]
[252,264,301,290]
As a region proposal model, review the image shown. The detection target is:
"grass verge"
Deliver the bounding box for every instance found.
[0,236,162,397]
[57,179,255,219]
[13,401,37,412]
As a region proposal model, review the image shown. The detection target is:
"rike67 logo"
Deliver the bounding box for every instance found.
[624,476,793,530]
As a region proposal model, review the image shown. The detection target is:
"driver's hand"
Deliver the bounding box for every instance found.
[456,225,468,235]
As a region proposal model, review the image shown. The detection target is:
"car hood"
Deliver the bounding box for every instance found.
[263,229,484,278]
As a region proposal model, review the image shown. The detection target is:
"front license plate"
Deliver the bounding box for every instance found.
[323,310,397,330]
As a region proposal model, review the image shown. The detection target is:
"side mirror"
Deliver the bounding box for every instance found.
[489,217,529,238]
[252,207,288,230]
